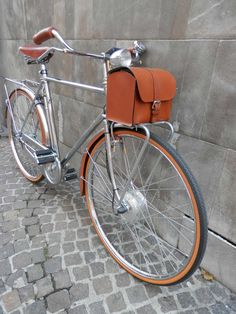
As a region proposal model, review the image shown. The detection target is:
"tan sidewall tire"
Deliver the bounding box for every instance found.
[7,89,45,183]
[84,129,206,285]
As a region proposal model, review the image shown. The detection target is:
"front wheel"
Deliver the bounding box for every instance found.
[84,128,207,285]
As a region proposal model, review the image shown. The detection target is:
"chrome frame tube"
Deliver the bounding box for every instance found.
[40,64,59,156]
[2,77,32,89]
[20,81,44,133]
[145,121,174,142]
[104,120,120,212]
[62,49,105,60]
[117,124,151,207]
[21,133,49,151]
[2,77,39,95]
[36,47,105,64]
[61,112,105,166]
[52,29,73,50]
[3,83,18,134]
[44,76,105,94]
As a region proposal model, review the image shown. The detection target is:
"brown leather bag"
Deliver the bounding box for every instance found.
[106,67,176,126]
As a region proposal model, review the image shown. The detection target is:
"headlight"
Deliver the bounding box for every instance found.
[110,49,132,68]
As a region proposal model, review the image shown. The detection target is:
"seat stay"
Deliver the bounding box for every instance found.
[19,81,44,134]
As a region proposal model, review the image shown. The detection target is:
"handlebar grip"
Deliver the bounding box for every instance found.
[33,26,56,45]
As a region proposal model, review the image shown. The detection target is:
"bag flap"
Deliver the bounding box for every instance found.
[130,67,176,102]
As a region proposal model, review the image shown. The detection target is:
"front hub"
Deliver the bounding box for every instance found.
[118,190,147,223]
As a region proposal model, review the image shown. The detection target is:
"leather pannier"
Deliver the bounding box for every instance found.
[106,67,176,126]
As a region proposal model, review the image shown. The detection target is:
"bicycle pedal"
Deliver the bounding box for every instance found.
[35,149,55,165]
[64,168,78,181]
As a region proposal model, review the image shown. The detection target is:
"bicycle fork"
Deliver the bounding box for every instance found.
[104,120,150,214]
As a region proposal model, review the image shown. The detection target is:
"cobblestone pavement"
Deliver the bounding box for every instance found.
[0,137,236,314]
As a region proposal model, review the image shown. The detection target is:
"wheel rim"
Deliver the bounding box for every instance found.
[85,130,202,284]
[8,89,45,182]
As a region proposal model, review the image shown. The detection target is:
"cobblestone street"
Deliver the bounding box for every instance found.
[0,137,235,314]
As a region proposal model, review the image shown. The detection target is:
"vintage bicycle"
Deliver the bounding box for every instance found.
[1,27,207,285]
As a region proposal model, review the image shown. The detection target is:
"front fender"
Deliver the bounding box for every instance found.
[79,130,105,196]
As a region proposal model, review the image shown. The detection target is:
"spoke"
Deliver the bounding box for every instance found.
[137,187,187,192]
[95,152,123,186]
[136,141,151,177]
[30,111,37,135]
[137,204,168,271]
[134,223,167,273]
[122,137,133,183]
[121,218,156,274]
[132,224,158,274]
[11,94,42,178]
[144,153,163,187]
[91,171,113,199]
[146,200,194,246]
[87,151,113,198]
[131,138,145,186]
[135,223,183,269]
[137,174,179,190]
[83,177,113,203]
[92,200,113,212]
[112,160,130,183]
[155,200,191,219]
[114,221,126,257]
[138,212,191,223]
[148,189,192,217]
[159,244,178,272]
[94,203,120,218]
[146,200,195,234]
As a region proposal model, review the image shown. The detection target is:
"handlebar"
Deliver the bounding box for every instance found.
[33,26,74,51]
[32,26,146,64]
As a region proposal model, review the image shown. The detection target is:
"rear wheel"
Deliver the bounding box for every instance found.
[84,128,207,285]
[7,88,45,183]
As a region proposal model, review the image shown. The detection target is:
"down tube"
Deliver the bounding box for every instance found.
[61,112,105,167]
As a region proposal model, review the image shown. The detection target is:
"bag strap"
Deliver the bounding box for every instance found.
[149,69,161,114]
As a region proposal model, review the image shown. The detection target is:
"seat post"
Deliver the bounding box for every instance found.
[39,63,60,156]
[39,63,48,78]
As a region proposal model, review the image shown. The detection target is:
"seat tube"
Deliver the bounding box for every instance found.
[40,64,60,156]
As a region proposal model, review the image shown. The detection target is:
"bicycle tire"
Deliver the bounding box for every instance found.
[84,128,208,285]
[7,88,46,183]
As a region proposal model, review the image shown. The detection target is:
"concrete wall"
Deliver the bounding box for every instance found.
[0,0,236,291]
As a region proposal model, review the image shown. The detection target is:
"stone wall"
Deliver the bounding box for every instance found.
[0,0,236,291]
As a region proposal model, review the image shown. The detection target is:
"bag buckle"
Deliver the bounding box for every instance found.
[152,100,161,113]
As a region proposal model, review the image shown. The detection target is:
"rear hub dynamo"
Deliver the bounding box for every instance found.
[120,190,147,223]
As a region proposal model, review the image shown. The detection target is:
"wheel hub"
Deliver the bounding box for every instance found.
[120,190,147,223]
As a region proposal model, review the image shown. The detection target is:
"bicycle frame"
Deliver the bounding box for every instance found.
[2,41,174,195]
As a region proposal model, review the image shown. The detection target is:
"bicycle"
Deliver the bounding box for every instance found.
[1,26,207,285]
